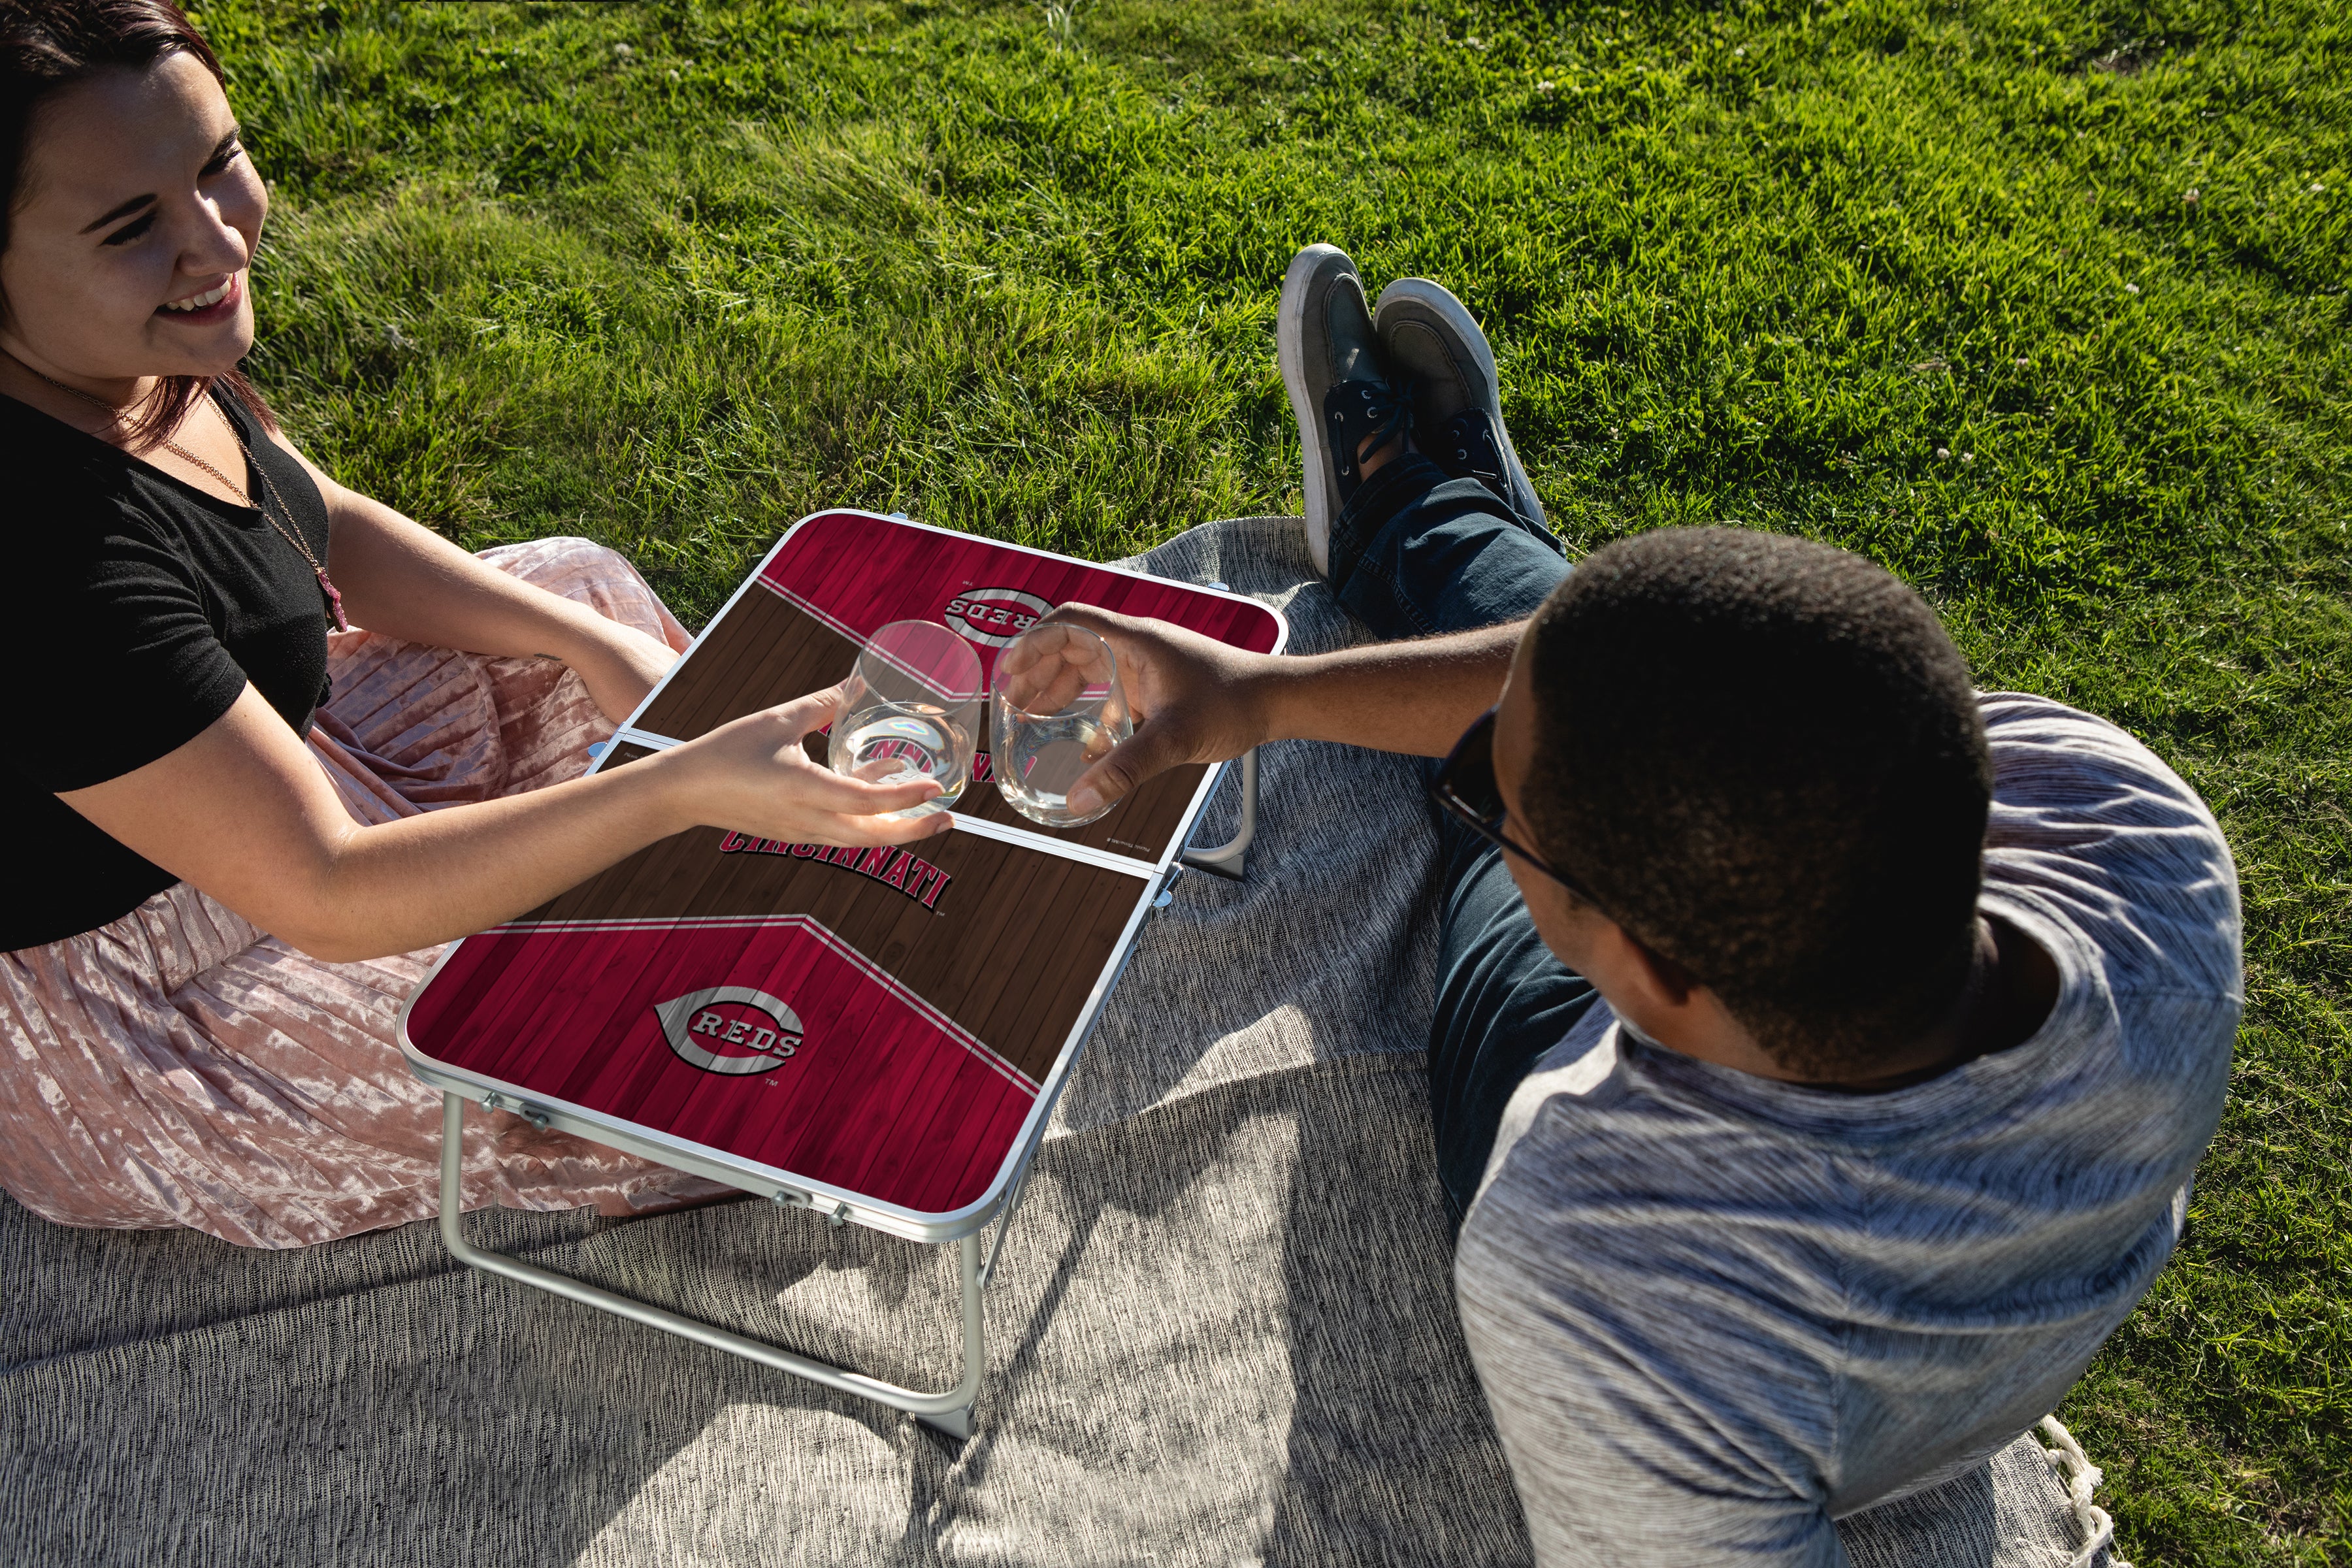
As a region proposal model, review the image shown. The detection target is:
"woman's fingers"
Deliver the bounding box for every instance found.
[786,755,943,815]
[732,765,953,846]
[809,806,958,847]
[725,802,951,852]
[773,684,851,738]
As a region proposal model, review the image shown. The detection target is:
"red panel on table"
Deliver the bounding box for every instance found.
[407,915,1036,1217]
[760,512,1283,693]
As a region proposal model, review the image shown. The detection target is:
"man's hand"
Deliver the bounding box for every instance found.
[1038,606,1277,817]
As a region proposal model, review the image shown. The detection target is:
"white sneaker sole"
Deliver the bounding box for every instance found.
[1277,244,1348,576]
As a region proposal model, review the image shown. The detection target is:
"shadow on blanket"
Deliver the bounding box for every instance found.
[0,519,2105,1567]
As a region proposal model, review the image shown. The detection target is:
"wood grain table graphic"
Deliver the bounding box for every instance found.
[400,510,1288,1436]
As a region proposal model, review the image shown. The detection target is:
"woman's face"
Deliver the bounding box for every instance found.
[0,49,265,389]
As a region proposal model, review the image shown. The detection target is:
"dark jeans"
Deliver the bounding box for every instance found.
[1328,456,1599,1235]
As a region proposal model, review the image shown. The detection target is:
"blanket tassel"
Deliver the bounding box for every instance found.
[2038,1414,2132,1568]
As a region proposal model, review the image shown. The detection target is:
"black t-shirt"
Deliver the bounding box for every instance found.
[0,387,335,949]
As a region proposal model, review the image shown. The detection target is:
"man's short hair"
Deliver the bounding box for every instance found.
[1520,527,1991,1078]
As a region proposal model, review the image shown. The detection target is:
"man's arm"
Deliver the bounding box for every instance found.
[1041,605,1524,818]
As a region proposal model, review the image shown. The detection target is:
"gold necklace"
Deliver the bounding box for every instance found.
[14,362,347,631]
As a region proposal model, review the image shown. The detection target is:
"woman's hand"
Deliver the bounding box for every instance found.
[651,684,956,848]
[1033,605,1277,818]
[563,619,683,726]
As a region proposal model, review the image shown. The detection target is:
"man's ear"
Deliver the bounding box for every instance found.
[1615,926,1700,1007]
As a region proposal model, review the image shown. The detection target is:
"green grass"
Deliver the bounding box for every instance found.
[193,1,2347,1560]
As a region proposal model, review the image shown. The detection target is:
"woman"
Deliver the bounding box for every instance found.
[0,0,950,1247]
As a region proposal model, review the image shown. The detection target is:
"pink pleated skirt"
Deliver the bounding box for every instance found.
[0,537,730,1249]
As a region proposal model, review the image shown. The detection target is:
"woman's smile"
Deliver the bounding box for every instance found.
[157,269,242,325]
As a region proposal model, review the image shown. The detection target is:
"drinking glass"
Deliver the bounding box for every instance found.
[990,622,1133,828]
[828,620,984,818]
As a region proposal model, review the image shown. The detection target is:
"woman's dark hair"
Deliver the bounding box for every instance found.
[0,0,272,446]
[1521,527,1993,1080]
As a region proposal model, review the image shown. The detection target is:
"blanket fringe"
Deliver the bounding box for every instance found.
[2038,1414,2131,1568]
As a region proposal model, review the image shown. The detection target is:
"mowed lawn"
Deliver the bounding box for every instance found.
[197,1,2345,1561]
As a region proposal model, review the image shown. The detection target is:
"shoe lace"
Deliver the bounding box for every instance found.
[1331,374,1416,479]
[1385,372,1421,450]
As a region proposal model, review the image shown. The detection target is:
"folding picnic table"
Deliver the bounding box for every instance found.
[400,510,1288,1437]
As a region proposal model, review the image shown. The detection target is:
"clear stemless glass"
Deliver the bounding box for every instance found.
[990,621,1133,829]
[829,619,984,819]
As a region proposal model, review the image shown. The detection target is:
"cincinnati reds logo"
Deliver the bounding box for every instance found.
[651,986,804,1075]
[943,587,1052,647]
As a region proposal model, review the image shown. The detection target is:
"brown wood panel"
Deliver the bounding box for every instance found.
[632,587,1209,863]
[637,583,857,739]
[521,770,1147,1085]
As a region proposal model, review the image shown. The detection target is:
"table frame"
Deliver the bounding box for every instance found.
[404,513,1279,1439]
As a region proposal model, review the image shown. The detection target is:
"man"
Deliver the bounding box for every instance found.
[1052,244,2238,1564]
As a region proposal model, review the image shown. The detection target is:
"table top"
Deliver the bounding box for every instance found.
[401,512,1288,1239]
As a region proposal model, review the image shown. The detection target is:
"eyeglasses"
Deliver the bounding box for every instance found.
[1426,706,1604,907]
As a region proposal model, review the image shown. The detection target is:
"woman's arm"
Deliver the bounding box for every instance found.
[60,683,950,963]
[278,437,679,723]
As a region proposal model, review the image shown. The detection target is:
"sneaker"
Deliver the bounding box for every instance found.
[1277,244,1410,575]
[1373,278,1551,538]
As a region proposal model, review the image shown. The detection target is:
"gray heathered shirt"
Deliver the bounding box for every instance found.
[1454,693,2240,1567]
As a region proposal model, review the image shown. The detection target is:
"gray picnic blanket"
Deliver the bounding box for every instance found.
[0,517,2108,1565]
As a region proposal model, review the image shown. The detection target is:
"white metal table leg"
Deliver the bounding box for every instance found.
[1180,747,1258,879]
[436,1093,982,1438]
